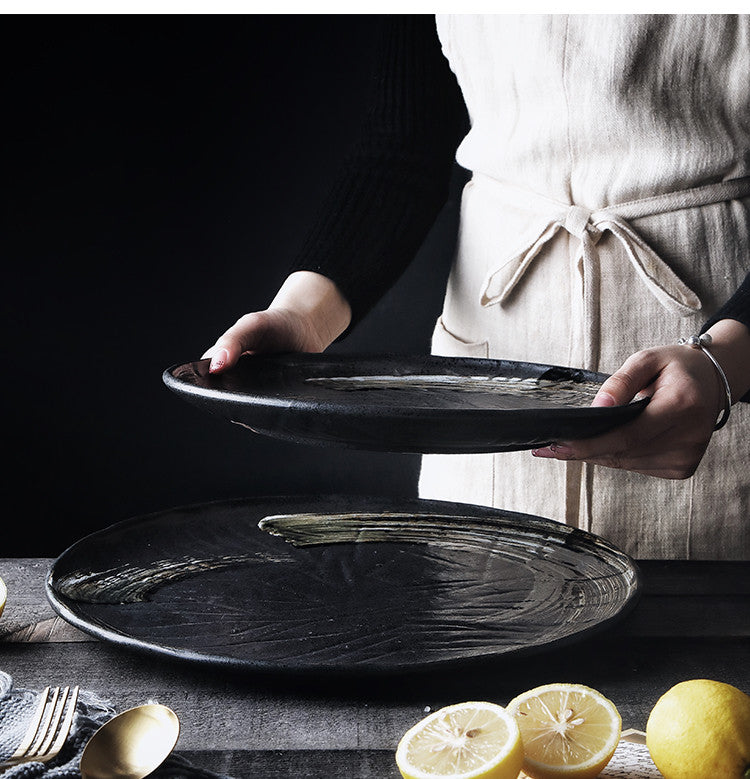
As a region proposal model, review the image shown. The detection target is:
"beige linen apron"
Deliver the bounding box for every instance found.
[419,15,750,560]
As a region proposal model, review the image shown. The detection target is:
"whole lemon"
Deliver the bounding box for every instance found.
[646,679,750,779]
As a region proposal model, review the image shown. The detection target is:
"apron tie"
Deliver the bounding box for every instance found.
[480,200,702,315]
[478,176,750,314]
[564,204,599,241]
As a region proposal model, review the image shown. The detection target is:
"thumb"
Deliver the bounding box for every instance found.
[201,310,304,373]
[201,340,242,373]
[593,350,661,407]
[201,313,269,372]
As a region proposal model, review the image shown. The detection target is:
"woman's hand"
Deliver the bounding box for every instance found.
[201,271,352,373]
[532,319,750,479]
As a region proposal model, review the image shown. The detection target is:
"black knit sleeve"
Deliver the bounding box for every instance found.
[288,15,467,329]
[701,271,750,402]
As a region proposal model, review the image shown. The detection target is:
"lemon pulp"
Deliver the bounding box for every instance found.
[396,701,524,779]
[507,683,621,779]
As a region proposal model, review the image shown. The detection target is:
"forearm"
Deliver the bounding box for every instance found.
[701,271,750,403]
[289,15,467,329]
[703,318,750,406]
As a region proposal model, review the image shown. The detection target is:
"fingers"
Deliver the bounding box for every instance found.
[201,309,319,373]
[199,272,353,374]
[532,409,668,473]
[540,440,707,479]
[532,346,719,479]
[534,348,666,463]
[201,311,290,373]
[534,388,685,462]
[200,343,238,373]
[200,316,255,372]
[591,349,661,407]
[532,427,708,479]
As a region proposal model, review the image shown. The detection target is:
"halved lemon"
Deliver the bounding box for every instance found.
[0,576,6,619]
[395,701,524,779]
[507,683,621,779]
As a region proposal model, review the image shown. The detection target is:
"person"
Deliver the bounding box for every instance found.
[202,15,750,559]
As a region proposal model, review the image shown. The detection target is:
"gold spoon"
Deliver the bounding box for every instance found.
[80,704,180,779]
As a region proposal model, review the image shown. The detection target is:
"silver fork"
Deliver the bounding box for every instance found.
[0,684,80,767]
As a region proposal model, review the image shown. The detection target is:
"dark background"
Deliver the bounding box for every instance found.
[4,15,461,556]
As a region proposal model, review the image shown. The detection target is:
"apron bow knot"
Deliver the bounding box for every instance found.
[474,181,747,317]
[563,204,600,242]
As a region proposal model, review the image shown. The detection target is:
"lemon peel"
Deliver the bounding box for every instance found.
[646,679,750,779]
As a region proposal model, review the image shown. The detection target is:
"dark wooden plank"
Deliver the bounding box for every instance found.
[1,637,747,748]
[614,594,750,637]
[0,643,425,752]
[637,560,750,595]
[0,616,87,643]
[0,559,53,601]
[178,749,399,778]
[0,558,88,642]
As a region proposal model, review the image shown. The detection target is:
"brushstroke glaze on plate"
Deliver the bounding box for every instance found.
[46,496,640,673]
[162,354,648,453]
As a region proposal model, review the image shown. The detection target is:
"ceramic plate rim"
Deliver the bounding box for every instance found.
[45,495,642,675]
[162,354,649,418]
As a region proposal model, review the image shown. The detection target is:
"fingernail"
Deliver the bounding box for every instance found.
[592,392,617,408]
[532,444,573,459]
[209,348,229,372]
[532,447,554,458]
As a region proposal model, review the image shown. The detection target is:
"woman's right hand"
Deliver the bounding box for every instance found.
[201,271,352,373]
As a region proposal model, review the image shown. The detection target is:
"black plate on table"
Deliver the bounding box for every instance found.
[162,353,647,453]
[46,495,640,674]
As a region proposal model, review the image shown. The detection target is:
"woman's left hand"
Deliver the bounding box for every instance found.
[531,319,750,479]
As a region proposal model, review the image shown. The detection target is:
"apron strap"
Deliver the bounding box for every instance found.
[479,176,750,314]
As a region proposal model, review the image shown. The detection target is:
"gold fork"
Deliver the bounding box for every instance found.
[0,685,80,767]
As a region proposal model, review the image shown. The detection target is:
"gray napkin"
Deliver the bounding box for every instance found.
[0,672,232,779]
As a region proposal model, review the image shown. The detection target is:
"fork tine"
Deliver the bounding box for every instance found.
[26,686,61,758]
[9,686,53,760]
[42,685,80,763]
[34,685,71,759]
[2,684,80,768]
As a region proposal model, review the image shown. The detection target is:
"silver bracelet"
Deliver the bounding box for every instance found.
[678,333,732,430]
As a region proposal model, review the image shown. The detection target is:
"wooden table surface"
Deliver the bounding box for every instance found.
[1,557,748,777]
